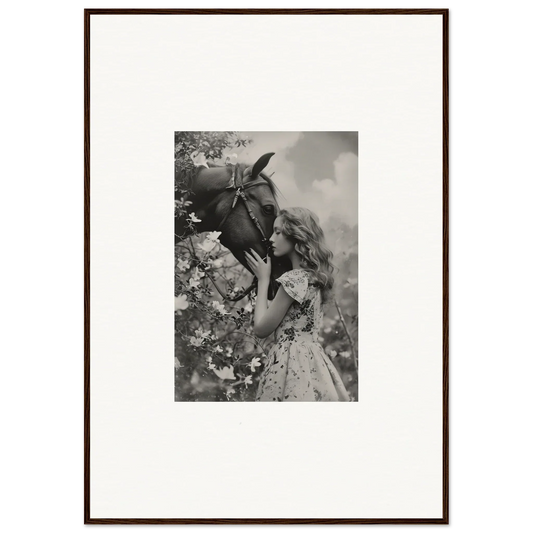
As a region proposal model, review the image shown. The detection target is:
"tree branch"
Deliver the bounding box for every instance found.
[334,299,358,374]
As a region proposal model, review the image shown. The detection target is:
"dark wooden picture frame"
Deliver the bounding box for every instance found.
[85,8,448,524]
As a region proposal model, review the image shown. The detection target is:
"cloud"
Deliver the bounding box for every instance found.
[223,133,358,229]
[312,152,358,226]
[231,132,304,203]
[236,132,303,166]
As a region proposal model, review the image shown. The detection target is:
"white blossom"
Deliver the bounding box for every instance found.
[191,267,205,280]
[197,238,217,253]
[176,258,190,272]
[190,151,209,168]
[212,258,224,269]
[188,212,202,223]
[188,278,200,289]
[249,357,261,373]
[189,336,203,347]
[194,328,211,339]
[213,366,236,381]
[211,300,229,315]
[174,294,189,312]
[205,231,222,242]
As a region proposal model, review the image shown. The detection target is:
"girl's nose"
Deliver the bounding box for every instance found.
[269,234,275,243]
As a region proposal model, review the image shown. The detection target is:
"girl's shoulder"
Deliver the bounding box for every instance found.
[276,269,310,304]
[278,268,322,287]
[277,268,309,282]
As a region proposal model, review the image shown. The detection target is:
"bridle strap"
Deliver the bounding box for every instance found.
[216,165,272,246]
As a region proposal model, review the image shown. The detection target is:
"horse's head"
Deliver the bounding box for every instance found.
[189,153,291,298]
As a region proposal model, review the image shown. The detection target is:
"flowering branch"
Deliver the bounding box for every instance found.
[334,299,358,374]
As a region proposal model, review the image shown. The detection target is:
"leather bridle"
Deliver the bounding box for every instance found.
[216,164,274,255]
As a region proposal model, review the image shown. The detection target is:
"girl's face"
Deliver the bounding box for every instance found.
[269,217,294,257]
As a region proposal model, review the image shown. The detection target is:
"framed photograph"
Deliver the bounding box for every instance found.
[85,8,448,524]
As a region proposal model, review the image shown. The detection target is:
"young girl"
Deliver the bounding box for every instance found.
[244,207,350,402]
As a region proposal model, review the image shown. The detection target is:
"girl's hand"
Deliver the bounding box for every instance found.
[244,249,271,282]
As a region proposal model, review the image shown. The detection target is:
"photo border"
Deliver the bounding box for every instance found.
[84,8,449,525]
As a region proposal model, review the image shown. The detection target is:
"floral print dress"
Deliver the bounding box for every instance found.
[256,269,350,402]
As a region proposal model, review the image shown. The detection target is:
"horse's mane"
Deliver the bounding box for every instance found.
[258,173,282,203]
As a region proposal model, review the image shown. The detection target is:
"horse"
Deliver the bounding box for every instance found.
[175,152,291,299]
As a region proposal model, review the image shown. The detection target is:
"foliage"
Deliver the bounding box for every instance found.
[174,237,272,401]
[174,132,358,401]
[174,131,250,204]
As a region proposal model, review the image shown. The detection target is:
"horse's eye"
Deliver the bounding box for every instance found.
[262,205,275,215]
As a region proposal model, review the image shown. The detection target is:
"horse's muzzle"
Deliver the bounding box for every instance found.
[262,238,274,258]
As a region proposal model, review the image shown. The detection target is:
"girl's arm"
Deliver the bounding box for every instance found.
[253,279,294,338]
[244,250,295,339]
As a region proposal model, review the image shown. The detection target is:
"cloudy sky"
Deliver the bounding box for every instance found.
[229,132,358,228]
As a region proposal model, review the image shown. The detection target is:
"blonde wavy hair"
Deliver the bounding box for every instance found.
[278,207,335,304]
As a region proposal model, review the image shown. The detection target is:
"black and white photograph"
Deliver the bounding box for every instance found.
[174,132,358,401]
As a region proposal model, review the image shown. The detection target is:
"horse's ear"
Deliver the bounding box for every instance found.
[251,152,275,180]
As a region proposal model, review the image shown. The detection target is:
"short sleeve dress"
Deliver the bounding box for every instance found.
[255,269,350,401]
